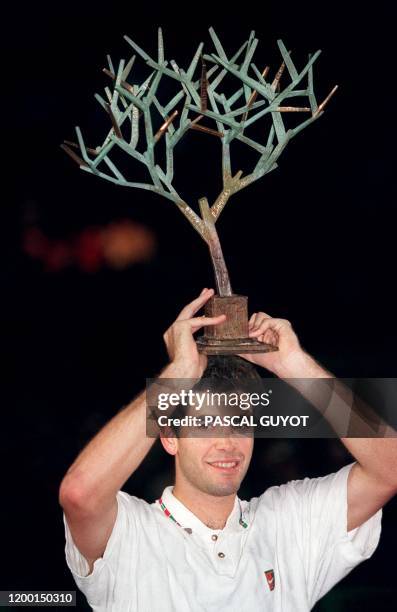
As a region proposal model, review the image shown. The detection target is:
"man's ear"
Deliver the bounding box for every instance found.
[160,429,179,456]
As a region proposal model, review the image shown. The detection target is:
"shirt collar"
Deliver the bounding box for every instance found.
[157,486,247,536]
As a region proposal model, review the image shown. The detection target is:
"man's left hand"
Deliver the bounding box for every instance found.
[240,312,326,378]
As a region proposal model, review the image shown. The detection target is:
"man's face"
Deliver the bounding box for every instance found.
[160,388,255,497]
[173,432,254,497]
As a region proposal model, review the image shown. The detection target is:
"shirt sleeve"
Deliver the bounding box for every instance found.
[63,490,138,609]
[272,461,382,608]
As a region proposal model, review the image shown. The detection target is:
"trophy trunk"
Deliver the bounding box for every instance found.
[197,197,277,355]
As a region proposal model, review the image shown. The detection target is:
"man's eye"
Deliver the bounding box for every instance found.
[191,421,209,430]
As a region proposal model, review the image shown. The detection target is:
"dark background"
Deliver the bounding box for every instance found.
[2,0,397,609]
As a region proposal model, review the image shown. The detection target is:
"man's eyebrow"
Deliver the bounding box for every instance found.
[191,413,242,419]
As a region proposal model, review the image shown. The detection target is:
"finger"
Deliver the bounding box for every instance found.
[249,317,290,337]
[250,312,272,331]
[249,312,263,330]
[188,313,226,333]
[249,319,273,337]
[260,330,277,345]
[179,288,213,318]
[176,288,214,321]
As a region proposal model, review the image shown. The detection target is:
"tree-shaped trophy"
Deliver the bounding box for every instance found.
[62,28,337,355]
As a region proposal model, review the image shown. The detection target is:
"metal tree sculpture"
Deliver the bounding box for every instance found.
[62,28,337,354]
[62,27,337,296]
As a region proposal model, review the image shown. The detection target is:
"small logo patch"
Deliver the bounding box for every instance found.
[264,569,275,591]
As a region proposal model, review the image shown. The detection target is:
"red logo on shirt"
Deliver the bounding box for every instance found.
[264,569,275,591]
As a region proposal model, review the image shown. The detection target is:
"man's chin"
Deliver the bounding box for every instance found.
[203,480,240,497]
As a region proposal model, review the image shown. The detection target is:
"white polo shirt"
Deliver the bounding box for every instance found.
[63,461,382,611]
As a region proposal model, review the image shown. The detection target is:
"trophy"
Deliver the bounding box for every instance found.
[62,28,337,355]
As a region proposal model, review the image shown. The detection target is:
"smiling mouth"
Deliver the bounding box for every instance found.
[206,461,240,471]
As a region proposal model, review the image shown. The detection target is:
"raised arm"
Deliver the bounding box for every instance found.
[241,311,397,531]
[58,287,224,573]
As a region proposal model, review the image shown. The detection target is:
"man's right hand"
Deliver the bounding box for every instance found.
[163,288,226,378]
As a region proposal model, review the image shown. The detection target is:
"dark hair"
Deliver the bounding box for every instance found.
[199,354,262,384]
[165,355,262,437]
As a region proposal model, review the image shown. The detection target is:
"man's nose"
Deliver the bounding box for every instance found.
[214,434,236,450]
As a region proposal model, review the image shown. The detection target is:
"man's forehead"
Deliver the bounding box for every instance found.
[185,395,251,416]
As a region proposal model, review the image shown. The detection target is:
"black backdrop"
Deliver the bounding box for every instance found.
[2,1,397,610]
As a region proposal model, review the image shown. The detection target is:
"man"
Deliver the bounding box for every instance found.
[59,288,397,611]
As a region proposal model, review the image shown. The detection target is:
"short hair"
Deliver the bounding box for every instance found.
[197,354,262,387]
[166,355,261,436]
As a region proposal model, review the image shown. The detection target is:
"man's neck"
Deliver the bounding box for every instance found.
[172,482,236,530]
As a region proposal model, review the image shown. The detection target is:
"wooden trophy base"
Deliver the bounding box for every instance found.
[196,294,278,356]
